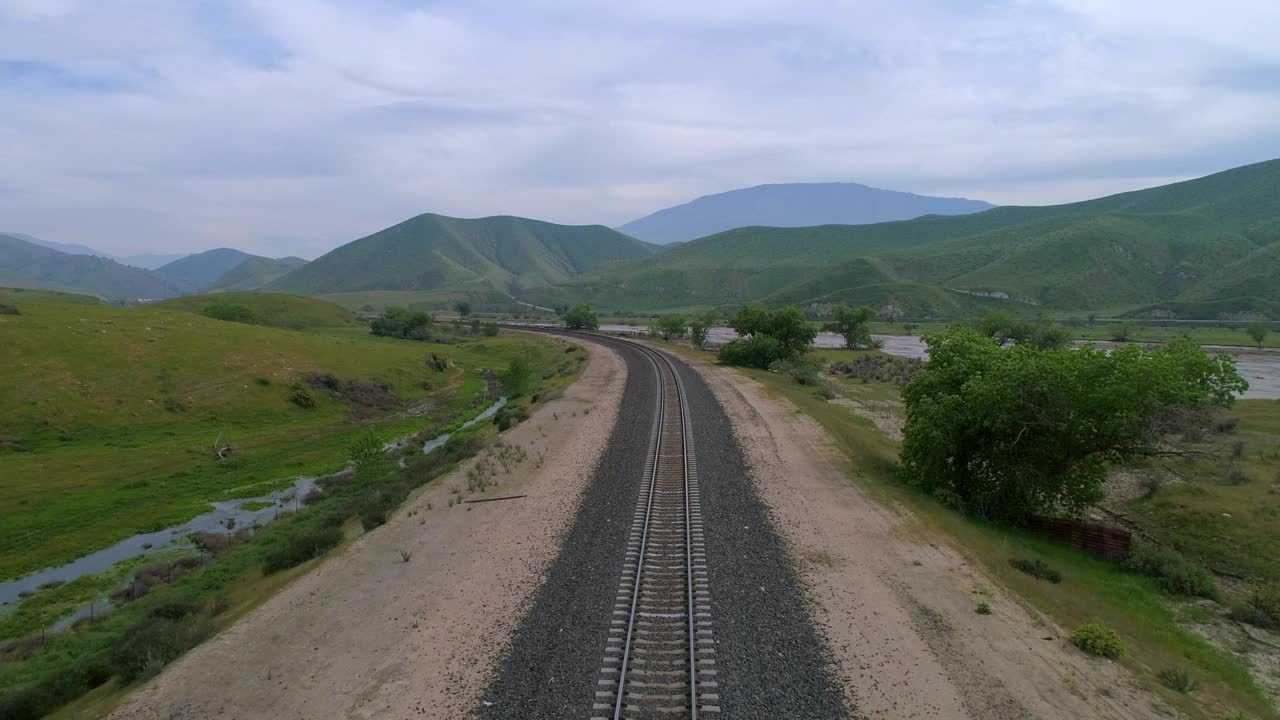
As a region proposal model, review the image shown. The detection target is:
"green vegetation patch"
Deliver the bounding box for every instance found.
[0,299,561,581]
[154,292,355,330]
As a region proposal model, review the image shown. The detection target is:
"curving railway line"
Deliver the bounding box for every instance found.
[592,340,719,719]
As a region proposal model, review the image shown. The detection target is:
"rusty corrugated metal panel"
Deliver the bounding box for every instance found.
[1027,516,1131,561]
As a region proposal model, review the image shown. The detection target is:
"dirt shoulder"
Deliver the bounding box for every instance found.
[686,356,1180,720]
[110,337,625,720]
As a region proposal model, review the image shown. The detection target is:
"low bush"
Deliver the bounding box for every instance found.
[262,524,343,574]
[830,353,923,385]
[1231,584,1280,629]
[0,302,19,315]
[769,357,818,385]
[1070,622,1125,659]
[719,335,785,369]
[1124,541,1219,599]
[203,302,256,324]
[0,656,112,720]
[494,405,530,431]
[1213,416,1239,433]
[1157,667,1196,693]
[147,595,204,620]
[109,614,216,682]
[253,376,271,386]
[1009,558,1062,584]
[288,385,316,409]
[1227,465,1250,486]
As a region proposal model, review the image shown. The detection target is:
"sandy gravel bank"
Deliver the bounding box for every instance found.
[110,336,624,720]
[688,357,1180,720]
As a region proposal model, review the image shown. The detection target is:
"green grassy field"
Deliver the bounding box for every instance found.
[0,296,582,718]
[646,339,1278,719]
[0,293,557,581]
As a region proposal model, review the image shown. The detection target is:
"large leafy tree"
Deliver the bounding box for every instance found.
[654,313,688,340]
[767,306,817,357]
[822,304,874,349]
[899,326,1246,522]
[564,304,599,330]
[720,305,815,367]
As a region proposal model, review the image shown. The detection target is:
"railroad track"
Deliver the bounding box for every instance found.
[591,339,719,720]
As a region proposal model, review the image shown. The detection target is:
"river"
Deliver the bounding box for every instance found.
[597,325,1280,400]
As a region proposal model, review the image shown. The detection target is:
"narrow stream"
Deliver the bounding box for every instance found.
[0,395,509,611]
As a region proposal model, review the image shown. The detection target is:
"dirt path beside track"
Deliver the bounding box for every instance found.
[687,357,1180,720]
[110,336,624,720]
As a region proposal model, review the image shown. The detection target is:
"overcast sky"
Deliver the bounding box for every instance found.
[1,1,1277,258]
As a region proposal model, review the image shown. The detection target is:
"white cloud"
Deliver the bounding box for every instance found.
[0,0,1276,256]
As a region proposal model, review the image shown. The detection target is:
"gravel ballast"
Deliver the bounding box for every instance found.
[478,334,847,719]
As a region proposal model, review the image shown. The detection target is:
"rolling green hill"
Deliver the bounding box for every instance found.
[208,255,308,291]
[533,158,1280,317]
[153,292,356,329]
[0,234,181,302]
[269,213,657,296]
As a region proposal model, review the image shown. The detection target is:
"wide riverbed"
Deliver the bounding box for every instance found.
[598,325,1280,400]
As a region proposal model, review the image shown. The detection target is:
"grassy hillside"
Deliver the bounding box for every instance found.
[153,292,355,329]
[0,286,100,306]
[207,256,308,292]
[155,249,254,292]
[541,158,1280,317]
[0,235,181,302]
[269,213,657,296]
[0,294,560,581]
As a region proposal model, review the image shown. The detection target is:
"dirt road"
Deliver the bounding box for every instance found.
[110,336,624,720]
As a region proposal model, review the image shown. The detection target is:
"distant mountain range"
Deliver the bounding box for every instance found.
[6,161,1280,318]
[268,213,656,296]
[616,182,994,245]
[3,233,188,269]
[530,158,1280,318]
[0,234,183,302]
[0,236,310,302]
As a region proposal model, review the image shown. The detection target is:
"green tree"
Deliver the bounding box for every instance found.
[764,306,816,357]
[370,306,434,340]
[564,304,599,330]
[687,309,717,349]
[502,354,533,397]
[1246,321,1269,349]
[899,325,1246,522]
[454,301,472,317]
[654,314,687,340]
[822,304,874,349]
[729,304,771,337]
[976,310,1031,345]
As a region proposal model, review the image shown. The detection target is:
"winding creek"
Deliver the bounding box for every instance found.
[0,395,509,613]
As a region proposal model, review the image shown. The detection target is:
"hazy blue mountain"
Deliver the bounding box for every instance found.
[616,182,995,244]
[156,248,256,292]
[2,232,106,257]
[0,232,189,269]
[0,234,182,301]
